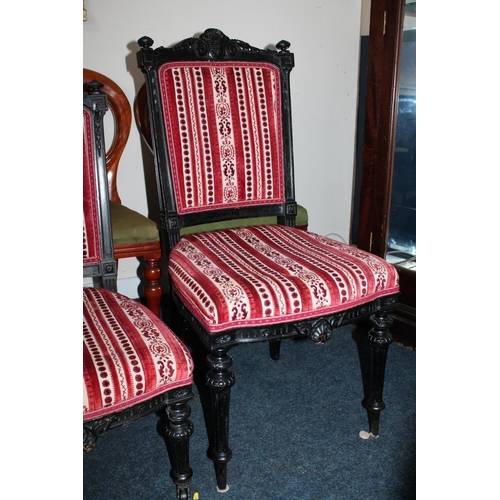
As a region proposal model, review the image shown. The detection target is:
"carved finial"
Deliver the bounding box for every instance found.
[138,36,154,49]
[276,40,291,52]
[87,79,104,94]
[199,28,229,58]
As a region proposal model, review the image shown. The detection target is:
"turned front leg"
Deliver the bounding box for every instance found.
[161,398,194,500]
[362,311,393,437]
[206,347,235,492]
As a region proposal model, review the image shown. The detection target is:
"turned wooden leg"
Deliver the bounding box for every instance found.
[205,347,235,492]
[358,311,393,437]
[160,397,194,500]
[143,257,162,317]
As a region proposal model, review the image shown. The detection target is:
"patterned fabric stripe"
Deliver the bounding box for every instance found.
[83,108,101,264]
[168,225,399,333]
[83,287,194,421]
[158,62,284,214]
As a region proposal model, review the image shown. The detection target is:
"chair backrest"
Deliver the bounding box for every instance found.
[83,82,117,291]
[83,69,132,204]
[136,29,298,251]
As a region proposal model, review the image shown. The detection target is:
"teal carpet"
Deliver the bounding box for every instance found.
[83,323,416,499]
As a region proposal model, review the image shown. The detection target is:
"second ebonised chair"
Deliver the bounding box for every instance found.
[84,69,163,316]
[83,82,195,500]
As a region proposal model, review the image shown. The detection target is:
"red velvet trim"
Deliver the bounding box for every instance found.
[83,287,194,421]
[168,225,400,333]
[158,62,285,214]
[83,108,102,264]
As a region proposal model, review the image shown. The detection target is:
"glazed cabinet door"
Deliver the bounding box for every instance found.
[356,0,416,347]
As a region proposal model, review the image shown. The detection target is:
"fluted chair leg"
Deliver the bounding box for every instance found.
[206,347,235,492]
[161,399,194,500]
[357,311,394,437]
[143,257,162,317]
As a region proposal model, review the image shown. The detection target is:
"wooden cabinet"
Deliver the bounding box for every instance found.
[356,0,416,348]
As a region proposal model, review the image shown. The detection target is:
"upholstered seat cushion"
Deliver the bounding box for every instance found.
[109,201,160,245]
[168,225,399,333]
[83,287,194,421]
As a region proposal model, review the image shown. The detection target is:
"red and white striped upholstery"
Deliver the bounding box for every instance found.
[83,107,101,264]
[138,31,401,494]
[158,62,399,334]
[158,62,285,214]
[169,225,399,334]
[83,287,194,421]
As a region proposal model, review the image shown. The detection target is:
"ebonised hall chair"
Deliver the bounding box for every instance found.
[136,29,400,493]
[83,82,195,500]
[83,69,163,317]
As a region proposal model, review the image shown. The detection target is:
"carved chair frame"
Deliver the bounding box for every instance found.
[137,29,399,492]
[83,89,116,290]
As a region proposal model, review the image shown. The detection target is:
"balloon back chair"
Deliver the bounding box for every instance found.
[84,69,163,317]
[136,29,400,492]
[83,82,195,500]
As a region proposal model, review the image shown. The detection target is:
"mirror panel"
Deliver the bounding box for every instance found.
[386,3,416,271]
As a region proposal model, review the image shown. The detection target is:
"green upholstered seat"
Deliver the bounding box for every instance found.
[179,204,308,236]
[111,201,308,242]
[109,201,160,245]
